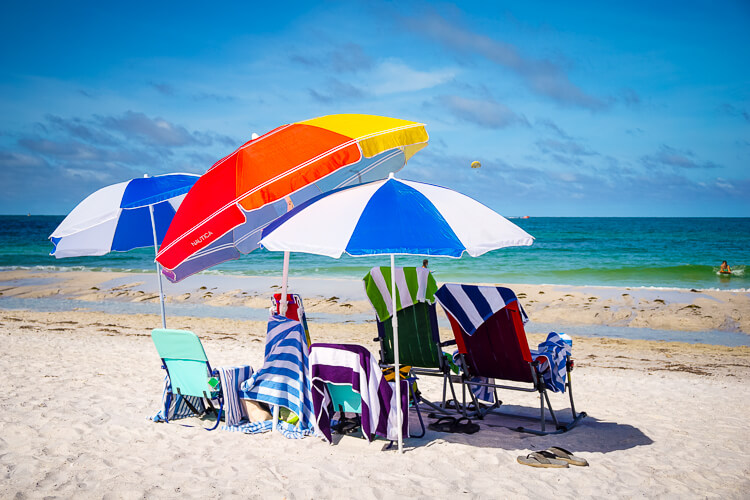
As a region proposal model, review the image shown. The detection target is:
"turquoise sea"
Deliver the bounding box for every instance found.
[1,216,748,291]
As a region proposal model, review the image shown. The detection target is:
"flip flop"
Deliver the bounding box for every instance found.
[453,417,480,434]
[427,416,481,434]
[540,447,589,466]
[428,416,458,433]
[517,452,569,468]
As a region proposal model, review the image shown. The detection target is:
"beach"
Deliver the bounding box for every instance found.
[2,269,749,338]
[1,269,749,498]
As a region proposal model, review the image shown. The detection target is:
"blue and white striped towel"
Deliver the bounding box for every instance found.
[530,332,571,393]
[435,284,528,336]
[452,351,496,404]
[217,365,254,425]
[233,314,316,438]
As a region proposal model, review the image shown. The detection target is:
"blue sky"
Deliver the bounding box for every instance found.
[1,1,748,216]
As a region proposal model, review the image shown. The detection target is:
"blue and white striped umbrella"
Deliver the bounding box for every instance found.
[50,173,198,258]
[259,174,533,452]
[259,175,534,258]
[49,173,199,327]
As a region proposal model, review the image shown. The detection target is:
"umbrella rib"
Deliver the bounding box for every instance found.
[331,149,402,189]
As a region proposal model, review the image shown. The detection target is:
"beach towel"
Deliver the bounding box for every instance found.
[217,365,254,425]
[310,343,409,443]
[435,284,529,336]
[452,351,496,404]
[363,266,437,322]
[151,365,253,425]
[233,315,316,438]
[530,332,571,393]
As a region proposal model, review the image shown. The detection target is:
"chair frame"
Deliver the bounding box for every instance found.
[375,302,464,417]
[446,302,586,435]
[272,293,311,346]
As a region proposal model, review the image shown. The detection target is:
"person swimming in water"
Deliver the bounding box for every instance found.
[720,261,732,274]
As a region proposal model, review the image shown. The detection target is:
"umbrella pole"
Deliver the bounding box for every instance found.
[148,203,167,329]
[279,197,294,318]
[279,251,290,316]
[143,175,167,330]
[273,250,291,435]
[391,254,403,453]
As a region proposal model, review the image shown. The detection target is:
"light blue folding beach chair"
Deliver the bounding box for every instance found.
[151,328,224,431]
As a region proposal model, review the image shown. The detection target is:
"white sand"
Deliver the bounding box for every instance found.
[2,308,749,498]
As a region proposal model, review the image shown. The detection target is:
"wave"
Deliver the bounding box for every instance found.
[2,262,748,292]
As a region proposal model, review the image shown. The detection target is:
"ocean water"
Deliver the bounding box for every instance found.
[1,216,748,291]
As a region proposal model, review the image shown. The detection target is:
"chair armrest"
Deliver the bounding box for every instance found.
[531,355,551,373]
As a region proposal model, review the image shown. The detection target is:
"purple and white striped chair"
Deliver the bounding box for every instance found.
[309,343,423,444]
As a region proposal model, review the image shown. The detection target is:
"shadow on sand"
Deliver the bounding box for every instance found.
[392,404,653,454]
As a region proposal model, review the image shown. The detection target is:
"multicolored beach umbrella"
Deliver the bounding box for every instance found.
[155,114,429,282]
[49,173,200,327]
[258,174,534,452]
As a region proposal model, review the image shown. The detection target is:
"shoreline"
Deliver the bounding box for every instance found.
[1,269,748,343]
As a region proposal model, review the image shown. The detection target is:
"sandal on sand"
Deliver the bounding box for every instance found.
[517,452,569,468]
[428,416,458,433]
[428,416,480,434]
[453,417,480,434]
[540,447,589,466]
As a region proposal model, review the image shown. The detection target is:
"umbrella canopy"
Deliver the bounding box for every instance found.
[50,173,199,257]
[155,114,429,282]
[259,174,534,452]
[260,176,534,258]
[49,173,200,327]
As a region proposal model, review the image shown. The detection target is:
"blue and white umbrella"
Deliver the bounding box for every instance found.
[49,173,199,327]
[259,174,534,451]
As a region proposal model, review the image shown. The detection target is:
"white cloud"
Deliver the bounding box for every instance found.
[366,59,456,95]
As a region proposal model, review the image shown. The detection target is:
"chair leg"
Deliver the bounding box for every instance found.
[206,398,223,431]
[164,391,172,424]
[567,364,578,418]
[542,388,560,429]
[408,383,426,438]
[539,391,545,433]
[435,370,463,415]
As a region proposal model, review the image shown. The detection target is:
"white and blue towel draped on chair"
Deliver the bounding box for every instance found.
[309,343,409,443]
[151,365,254,425]
[230,314,317,439]
[435,284,571,400]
